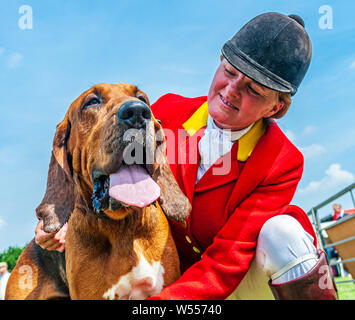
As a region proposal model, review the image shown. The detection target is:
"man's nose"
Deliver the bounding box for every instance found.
[226,76,243,98]
[117,100,152,129]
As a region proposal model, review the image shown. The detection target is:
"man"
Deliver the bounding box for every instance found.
[0,262,11,300]
[333,203,355,221]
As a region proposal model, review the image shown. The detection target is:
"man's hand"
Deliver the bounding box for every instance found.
[35,220,67,252]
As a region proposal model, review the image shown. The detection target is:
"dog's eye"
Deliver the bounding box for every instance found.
[137,95,148,104]
[83,98,101,110]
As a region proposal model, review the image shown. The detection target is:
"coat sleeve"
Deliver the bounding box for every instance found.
[147,147,305,300]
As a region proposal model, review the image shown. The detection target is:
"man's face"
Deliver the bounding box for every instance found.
[207,58,284,130]
[333,205,341,213]
[0,266,7,274]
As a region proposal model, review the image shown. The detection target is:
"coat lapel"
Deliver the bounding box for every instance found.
[177,127,203,203]
[176,102,209,202]
[194,118,266,193]
[194,142,240,193]
[226,119,284,215]
[178,102,270,197]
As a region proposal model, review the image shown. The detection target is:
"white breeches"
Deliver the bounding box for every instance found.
[229,215,318,300]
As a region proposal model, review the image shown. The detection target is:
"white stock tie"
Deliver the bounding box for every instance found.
[196,116,253,184]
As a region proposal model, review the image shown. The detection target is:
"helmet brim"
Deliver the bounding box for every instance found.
[222,42,297,96]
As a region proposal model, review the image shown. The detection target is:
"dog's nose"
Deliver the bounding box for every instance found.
[117,100,152,128]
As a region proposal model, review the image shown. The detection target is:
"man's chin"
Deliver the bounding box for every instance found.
[210,112,235,130]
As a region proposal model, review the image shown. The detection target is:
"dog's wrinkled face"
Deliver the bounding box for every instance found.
[64,84,161,219]
[37,83,190,232]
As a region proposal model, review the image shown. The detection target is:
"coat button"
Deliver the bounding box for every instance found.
[185,235,192,243]
[181,220,187,229]
[193,246,200,254]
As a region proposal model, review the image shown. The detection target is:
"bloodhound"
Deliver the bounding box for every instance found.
[5,83,191,300]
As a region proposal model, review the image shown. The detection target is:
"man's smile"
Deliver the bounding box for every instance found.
[219,94,238,111]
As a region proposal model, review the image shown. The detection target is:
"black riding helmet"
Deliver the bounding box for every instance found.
[222,12,312,96]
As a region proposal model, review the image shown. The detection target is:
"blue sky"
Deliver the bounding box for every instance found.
[1,0,354,251]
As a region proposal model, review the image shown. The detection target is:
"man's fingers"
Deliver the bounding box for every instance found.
[35,230,56,245]
[37,236,64,251]
[35,220,55,239]
[36,236,58,248]
[44,242,63,251]
[54,223,67,242]
[35,219,44,235]
[56,244,65,253]
[35,220,67,252]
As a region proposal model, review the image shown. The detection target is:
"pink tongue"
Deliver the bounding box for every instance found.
[109,164,160,208]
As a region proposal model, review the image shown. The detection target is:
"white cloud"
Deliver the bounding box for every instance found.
[0,47,4,55]
[6,52,23,68]
[0,217,5,230]
[299,163,355,195]
[300,144,326,159]
[302,125,316,136]
[350,60,355,69]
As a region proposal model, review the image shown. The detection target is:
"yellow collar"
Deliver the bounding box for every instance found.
[182,101,266,161]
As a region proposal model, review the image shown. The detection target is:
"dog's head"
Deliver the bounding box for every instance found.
[36,83,191,232]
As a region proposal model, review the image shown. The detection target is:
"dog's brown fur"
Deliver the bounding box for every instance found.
[6,83,191,300]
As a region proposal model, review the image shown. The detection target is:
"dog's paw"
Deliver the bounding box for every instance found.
[36,203,62,233]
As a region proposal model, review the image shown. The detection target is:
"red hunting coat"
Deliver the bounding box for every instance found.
[148,93,317,300]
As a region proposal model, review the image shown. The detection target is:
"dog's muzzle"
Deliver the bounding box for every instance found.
[117,100,151,129]
[91,105,160,217]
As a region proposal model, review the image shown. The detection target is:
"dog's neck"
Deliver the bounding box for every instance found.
[67,174,158,253]
[71,193,158,249]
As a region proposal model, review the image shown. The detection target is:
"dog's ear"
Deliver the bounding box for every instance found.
[36,114,75,233]
[150,121,191,222]
[52,113,72,177]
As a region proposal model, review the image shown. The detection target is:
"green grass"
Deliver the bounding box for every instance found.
[335,277,355,300]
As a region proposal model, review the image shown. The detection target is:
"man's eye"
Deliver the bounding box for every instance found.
[82,98,101,110]
[224,68,235,76]
[248,86,260,96]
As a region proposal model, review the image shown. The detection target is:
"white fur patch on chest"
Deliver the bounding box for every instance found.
[103,253,165,300]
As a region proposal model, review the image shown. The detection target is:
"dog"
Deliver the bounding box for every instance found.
[5,83,191,300]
